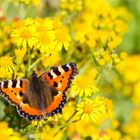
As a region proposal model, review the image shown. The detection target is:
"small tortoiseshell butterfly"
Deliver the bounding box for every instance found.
[0,63,77,121]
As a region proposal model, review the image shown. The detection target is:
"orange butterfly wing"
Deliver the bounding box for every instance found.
[0,79,43,120]
[0,63,77,121]
[0,79,29,106]
[38,63,77,117]
[40,63,77,92]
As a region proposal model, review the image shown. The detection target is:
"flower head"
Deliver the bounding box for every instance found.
[0,56,15,77]
[11,19,37,48]
[71,74,99,97]
[0,56,13,68]
[35,30,55,53]
[76,97,106,122]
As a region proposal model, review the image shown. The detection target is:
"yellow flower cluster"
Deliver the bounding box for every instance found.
[72,0,130,48]
[16,0,41,5]
[116,55,140,105]
[60,0,83,12]
[60,0,131,67]
[0,121,24,140]
[116,55,140,82]
[98,54,140,139]
[0,17,12,55]
[0,0,134,139]
[11,17,71,53]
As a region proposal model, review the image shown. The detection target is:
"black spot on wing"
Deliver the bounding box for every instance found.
[62,65,69,72]
[3,81,8,88]
[19,91,24,97]
[53,81,58,87]
[12,79,17,88]
[48,72,53,79]
[53,68,61,76]
[50,87,59,97]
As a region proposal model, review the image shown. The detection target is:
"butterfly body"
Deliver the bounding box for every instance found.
[0,63,77,121]
[25,71,54,112]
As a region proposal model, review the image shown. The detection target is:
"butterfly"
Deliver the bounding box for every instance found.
[0,63,77,121]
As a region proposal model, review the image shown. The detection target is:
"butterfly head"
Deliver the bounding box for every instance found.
[32,71,38,79]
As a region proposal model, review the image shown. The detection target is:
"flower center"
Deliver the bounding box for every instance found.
[56,30,67,42]
[20,29,32,39]
[76,77,90,89]
[84,103,93,113]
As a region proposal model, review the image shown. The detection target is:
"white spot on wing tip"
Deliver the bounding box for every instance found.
[66,64,71,68]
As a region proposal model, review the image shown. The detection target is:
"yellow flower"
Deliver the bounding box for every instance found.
[71,74,99,97]
[123,122,140,138]
[98,58,106,66]
[76,97,106,122]
[108,35,122,49]
[15,48,26,58]
[11,19,37,48]
[116,55,140,82]
[0,67,9,78]
[86,30,97,47]
[132,81,140,105]
[35,30,55,53]
[106,129,122,140]
[74,22,91,44]
[15,48,27,64]
[55,26,71,51]
[0,56,15,78]
[0,56,13,68]
[120,51,127,60]
[112,119,120,129]
[60,0,83,12]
